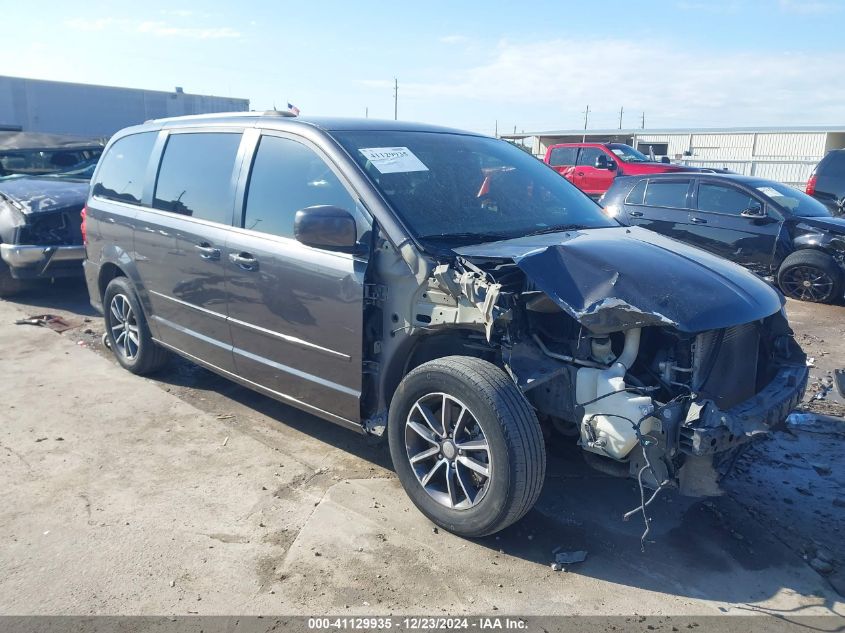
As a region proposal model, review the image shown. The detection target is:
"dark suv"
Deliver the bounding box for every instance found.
[807,148,845,216]
[602,173,845,303]
[84,113,808,537]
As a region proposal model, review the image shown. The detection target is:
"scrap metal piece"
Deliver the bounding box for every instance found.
[14,313,77,333]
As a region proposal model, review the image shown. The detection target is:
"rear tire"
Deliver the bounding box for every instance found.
[103,277,169,374]
[0,261,25,297]
[388,356,545,537]
[777,250,844,304]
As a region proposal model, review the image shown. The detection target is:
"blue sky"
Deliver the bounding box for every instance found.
[5,0,844,134]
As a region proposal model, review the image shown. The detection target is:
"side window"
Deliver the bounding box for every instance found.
[243,135,358,239]
[577,147,604,167]
[625,179,647,205]
[92,132,156,204]
[153,132,241,224]
[548,147,577,167]
[698,183,759,215]
[643,180,690,208]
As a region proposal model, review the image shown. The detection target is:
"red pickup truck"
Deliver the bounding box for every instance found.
[544,142,697,198]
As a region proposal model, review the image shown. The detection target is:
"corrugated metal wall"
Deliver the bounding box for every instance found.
[0,76,249,139]
[635,131,826,187]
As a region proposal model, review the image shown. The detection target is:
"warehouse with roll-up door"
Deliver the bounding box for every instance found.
[502,126,845,188]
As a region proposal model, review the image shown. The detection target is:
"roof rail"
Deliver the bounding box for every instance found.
[145,110,297,124]
[262,110,297,117]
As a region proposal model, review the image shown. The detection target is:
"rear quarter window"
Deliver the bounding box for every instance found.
[625,179,647,205]
[92,132,157,204]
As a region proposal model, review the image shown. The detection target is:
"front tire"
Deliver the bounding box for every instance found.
[103,277,169,374]
[777,250,844,304]
[388,356,545,537]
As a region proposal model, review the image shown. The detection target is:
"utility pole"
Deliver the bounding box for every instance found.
[641,112,645,129]
[619,106,624,130]
[393,78,398,121]
[513,125,517,134]
[494,120,498,138]
[365,106,368,119]
[582,104,590,142]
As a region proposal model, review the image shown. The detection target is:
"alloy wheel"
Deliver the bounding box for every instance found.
[780,265,835,302]
[404,392,492,510]
[109,293,140,360]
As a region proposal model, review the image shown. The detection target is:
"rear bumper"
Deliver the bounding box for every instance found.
[680,363,809,456]
[0,243,85,279]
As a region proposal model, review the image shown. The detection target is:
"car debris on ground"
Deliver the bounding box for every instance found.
[14,313,78,333]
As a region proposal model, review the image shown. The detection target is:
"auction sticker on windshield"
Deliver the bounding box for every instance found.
[359,147,429,173]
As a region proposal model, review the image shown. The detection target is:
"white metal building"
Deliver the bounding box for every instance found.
[0,75,249,139]
[502,126,845,187]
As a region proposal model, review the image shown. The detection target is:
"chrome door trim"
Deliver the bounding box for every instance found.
[227,316,350,359]
[150,290,350,359]
[149,290,228,321]
[232,345,359,398]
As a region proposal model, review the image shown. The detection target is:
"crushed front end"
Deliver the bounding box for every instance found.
[0,177,86,281]
[445,228,810,496]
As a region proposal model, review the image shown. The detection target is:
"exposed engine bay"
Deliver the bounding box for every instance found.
[367,227,809,507]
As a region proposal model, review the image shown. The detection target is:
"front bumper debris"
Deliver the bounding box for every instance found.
[680,364,809,456]
[0,243,85,278]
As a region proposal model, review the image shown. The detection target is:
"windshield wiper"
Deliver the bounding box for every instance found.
[522,224,583,236]
[417,231,513,244]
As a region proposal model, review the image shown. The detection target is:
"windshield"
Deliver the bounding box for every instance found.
[334,131,614,248]
[753,181,831,217]
[0,148,102,177]
[607,143,651,163]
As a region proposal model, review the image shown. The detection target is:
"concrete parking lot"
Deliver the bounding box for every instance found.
[1,280,843,616]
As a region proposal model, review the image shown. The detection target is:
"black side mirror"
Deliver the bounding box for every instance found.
[740,202,765,218]
[294,205,359,252]
[595,155,615,170]
[660,156,671,164]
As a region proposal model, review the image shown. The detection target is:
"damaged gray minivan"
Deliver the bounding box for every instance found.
[83,113,809,537]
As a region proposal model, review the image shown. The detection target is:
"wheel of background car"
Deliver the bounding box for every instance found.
[387,355,546,537]
[0,261,25,298]
[103,276,169,374]
[777,250,844,304]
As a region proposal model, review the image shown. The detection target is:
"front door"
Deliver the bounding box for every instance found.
[224,132,370,426]
[687,180,781,272]
[133,130,244,372]
[574,147,616,196]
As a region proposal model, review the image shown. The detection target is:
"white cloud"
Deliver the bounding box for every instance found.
[136,21,241,39]
[440,34,469,44]
[361,38,845,129]
[779,0,841,13]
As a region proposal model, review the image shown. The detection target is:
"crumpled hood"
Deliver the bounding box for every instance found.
[0,176,88,214]
[454,226,783,334]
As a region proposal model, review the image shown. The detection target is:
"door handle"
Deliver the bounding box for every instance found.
[229,252,259,271]
[690,217,708,224]
[629,210,644,217]
[576,171,584,176]
[194,243,221,260]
